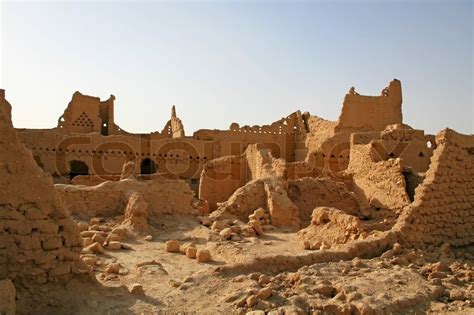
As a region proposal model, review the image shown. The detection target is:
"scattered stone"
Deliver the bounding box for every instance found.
[220,227,233,240]
[90,218,101,226]
[92,233,105,244]
[186,247,197,259]
[249,219,264,236]
[77,222,89,231]
[211,220,224,231]
[196,249,211,263]
[106,263,121,274]
[258,274,270,286]
[449,288,466,301]
[256,286,272,300]
[165,240,180,252]
[85,242,104,254]
[82,237,93,247]
[129,283,145,295]
[108,241,122,250]
[246,295,258,307]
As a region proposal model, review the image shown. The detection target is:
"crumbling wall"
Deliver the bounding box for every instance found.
[170,105,185,138]
[0,90,84,285]
[367,124,435,173]
[199,144,294,212]
[288,178,360,225]
[56,177,197,219]
[285,161,320,179]
[210,145,302,229]
[199,155,246,211]
[346,131,411,212]
[211,180,267,221]
[57,92,123,135]
[298,207,366,248]
[304,80,403,175]
[395,129,474,248]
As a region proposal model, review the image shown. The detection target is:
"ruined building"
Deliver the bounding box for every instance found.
[1,79,473,314]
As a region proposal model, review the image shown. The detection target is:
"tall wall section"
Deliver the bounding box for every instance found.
[335,79,403,131]
[0,90,84,286]
[395,129,474,248]
[304,79,404,175]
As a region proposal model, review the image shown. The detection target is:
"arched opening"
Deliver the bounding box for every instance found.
[69,160,89,180]
[140,158,157,174]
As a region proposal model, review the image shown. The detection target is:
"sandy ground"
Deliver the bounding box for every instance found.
[15,214,474,314]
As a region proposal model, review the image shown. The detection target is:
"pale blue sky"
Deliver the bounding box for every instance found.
[1,1,472,134]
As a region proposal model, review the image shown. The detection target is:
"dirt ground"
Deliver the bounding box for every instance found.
[14,214,473,315]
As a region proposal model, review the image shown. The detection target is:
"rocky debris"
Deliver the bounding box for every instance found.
[81,254,99,266]
[165,240,180,252]
[249,219,264,236]
[220,227,233,240]
[256,286,273,300]
[107,241,122,250]
[196,249,211,263]
[77,222,89,231]
[0,279,16,315]
[298,207,365,248]
[129,283,145,295]
[84,242,104,254]
[105,263,121,274]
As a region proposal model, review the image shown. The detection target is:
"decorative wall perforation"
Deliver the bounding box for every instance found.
[71,112,94,128]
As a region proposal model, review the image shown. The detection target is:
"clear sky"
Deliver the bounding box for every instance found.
[1,1,472,135]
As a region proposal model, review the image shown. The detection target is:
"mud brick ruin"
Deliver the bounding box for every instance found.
[0,80,473,314]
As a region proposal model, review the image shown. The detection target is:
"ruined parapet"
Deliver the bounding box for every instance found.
[394,129,474,248]
[170,105,185,138]
[0,90,85,285]
[57,91,123,135]
[227,111,307,135]
[336,79,403,131]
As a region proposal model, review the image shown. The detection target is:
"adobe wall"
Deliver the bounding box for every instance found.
[365,124,435,173]
[55,177,197,219]
[288,178,360,225]
[335,79,403,131]
[16,131,216,179]
[57,92,122,135]
[304,80,404,175]
[198,155,247,211]
[0,90,85,285]
[395,129,474,248]
[199,143,318,211]
[346,131,411,212]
